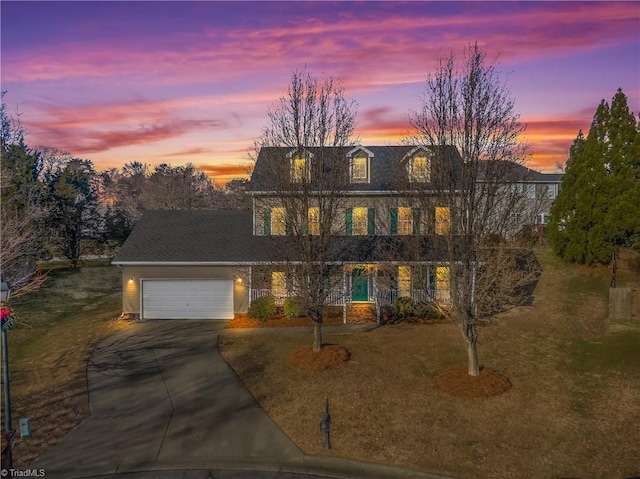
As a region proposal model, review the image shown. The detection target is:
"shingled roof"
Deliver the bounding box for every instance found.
[249,145,464,192]
[112,210,453,264]
[112,210,274,264]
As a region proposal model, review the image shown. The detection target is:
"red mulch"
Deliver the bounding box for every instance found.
[287,344,351,371]
[434,364,512,398]
[226,314,345,328]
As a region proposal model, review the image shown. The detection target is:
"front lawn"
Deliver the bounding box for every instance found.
[3,265,129,467]
[219,249,640,479]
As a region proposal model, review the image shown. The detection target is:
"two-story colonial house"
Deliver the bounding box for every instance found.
[112,145,561,321]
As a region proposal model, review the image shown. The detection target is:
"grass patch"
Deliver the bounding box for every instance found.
[3,265,130,467]
[219,248,640,479]
[572,331,640,375]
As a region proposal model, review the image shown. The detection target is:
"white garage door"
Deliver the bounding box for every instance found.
[142,279,234,319]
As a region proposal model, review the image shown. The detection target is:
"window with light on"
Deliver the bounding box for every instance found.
[352,207,368,235]
[271,207,286,235]
[292,157,307,182]
[351,156,368,182]
[308,207,320,235]
[398,207,413,235]
[411,156,429,182]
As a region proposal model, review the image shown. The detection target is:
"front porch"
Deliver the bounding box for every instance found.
[248,263,451,323]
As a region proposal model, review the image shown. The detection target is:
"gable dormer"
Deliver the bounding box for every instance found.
[403,146,431,183]
[286,148,314,183]
[348,146,374,184]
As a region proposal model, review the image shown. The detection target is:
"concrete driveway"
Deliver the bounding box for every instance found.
[34,320,304,478]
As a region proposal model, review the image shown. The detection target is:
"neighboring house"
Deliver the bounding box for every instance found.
[502,165,563,229]
[112,145,562,320]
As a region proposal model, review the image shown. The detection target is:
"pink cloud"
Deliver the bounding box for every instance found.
[4,2,636,90]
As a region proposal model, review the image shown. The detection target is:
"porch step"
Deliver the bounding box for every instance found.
[346,303,377,323]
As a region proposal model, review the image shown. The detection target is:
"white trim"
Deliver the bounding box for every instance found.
[402,146,430,160]
[347,145,375,157]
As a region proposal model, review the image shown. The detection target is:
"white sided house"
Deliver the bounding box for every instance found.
[112,145,562,321]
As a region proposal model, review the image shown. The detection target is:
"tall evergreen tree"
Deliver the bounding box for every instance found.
[549,89,640,264]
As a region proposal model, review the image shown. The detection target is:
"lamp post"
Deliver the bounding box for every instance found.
[1,280,13,468]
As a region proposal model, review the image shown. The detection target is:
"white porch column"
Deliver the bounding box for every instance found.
[343,266,347,324]
[248,267,252,302]
[373,266,380,323]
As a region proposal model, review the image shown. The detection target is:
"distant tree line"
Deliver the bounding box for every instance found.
[1,92,250,293]
[549,89,640,265]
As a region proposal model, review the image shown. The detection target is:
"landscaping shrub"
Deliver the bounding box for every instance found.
[393,296,414,319]
[415,301,445,320]
[283,296,303,318]
[248,296,276,322]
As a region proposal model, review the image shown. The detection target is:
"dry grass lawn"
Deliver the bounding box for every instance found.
[4,264,131,467]
[219,249,640,479]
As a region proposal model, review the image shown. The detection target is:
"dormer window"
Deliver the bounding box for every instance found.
[348,146,373,183]
[351,155,368,182]
[404,147,431,183]
[291,156,309,183]
[410,156,430,182]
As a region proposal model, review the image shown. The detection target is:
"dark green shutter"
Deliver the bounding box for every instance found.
[367,208,376,235]
[412,207,421,235]
[301,215,308,236]
[429,270,436,291]
[345,208,353,236]
[263,208,271,235]
[390,208,398,235]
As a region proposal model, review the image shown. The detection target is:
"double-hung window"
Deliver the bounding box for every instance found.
[398,266,411,297]
[308,207,320,235]
[435,207,450,235]
[398,207,413,235]
[271,207,286,235]
[346,207,375,235]
[291,156,308,183]
[350,155,368,182]
[410,156,429,182]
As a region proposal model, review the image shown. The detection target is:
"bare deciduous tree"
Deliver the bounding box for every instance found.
[254,69,358,351]
[409,43,532,376]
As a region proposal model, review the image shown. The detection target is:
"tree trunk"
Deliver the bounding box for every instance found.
[467,337,480,376]
[313,321,322,352]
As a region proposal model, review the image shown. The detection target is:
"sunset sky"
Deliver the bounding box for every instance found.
[2,1,639,184]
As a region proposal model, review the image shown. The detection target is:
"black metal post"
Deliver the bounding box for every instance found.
[2,329,11,433]
[2,328,12,468]
[320,396,331,449]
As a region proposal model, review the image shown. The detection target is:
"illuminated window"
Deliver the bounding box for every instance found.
[398,266,411,297]
[410,156,429,182]
[435,207,450,235]
[271,271,286,301]
[352,207,368,235]
[351,155,368,182]
[308,207,320,235]
[398,207,413,235]
[291,157,308,183]
[271,207,286,235]
[435,266,450,303]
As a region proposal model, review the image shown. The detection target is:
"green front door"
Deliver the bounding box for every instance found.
[351,268,369,301]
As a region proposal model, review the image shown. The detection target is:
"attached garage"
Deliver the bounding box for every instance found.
[141,279,234,320]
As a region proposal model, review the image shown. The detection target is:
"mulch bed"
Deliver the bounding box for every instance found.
[434,364,512,398]
[226,314,345,328]
[287,344,351,371]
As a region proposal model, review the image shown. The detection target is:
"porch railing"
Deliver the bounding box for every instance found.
[251,288,347,306]
[376,289,450,305]
[251,288,449,306]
